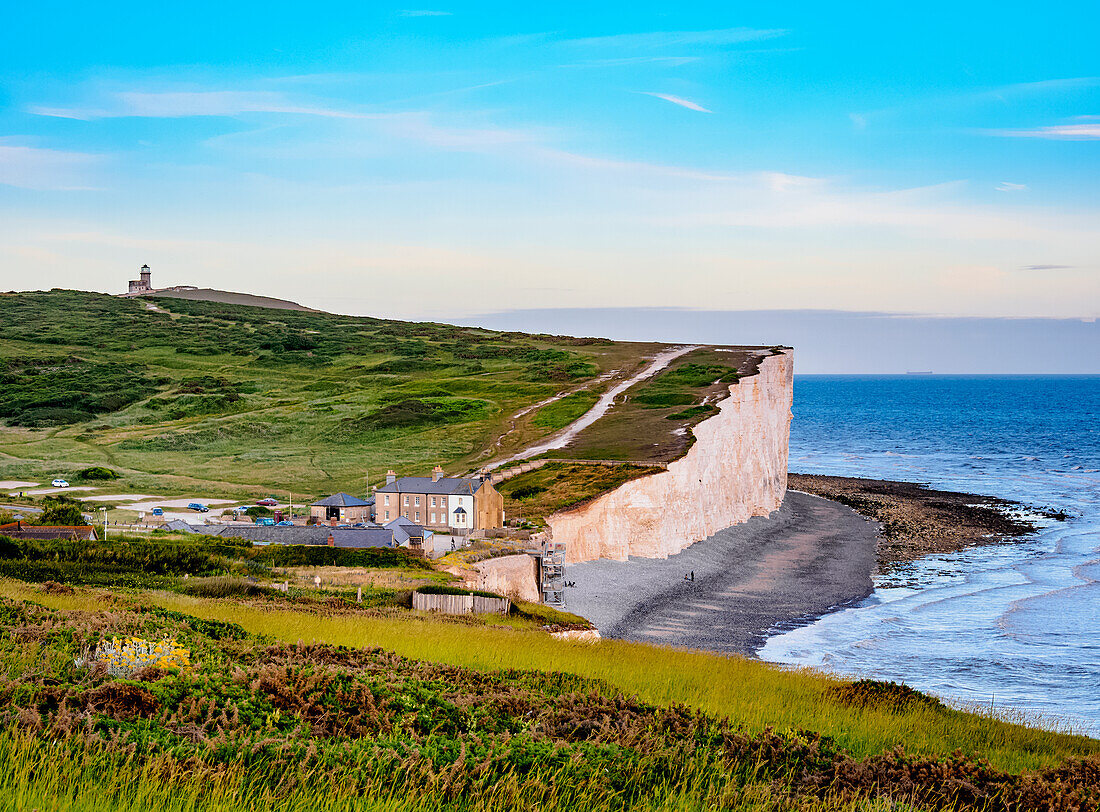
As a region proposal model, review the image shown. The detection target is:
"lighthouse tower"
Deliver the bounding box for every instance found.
[128,264,153,294]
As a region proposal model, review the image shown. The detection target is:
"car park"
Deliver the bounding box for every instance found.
[51,479,69,488]
[187,502,209,513]
[254,517,275,526]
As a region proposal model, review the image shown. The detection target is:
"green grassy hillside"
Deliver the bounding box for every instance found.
[0,290,657,499]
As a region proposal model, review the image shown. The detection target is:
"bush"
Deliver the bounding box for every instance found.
[34,497,86,526]
[253,545,431,570]
[245,506,273,518]
[77,466,120,481]
[508,484,547,500]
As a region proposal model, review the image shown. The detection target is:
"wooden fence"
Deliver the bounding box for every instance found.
[412,591,511,615]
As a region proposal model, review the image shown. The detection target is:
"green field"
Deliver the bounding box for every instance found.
[0,291,780,510]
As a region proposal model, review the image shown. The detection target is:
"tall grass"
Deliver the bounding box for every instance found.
[5,579,1095,776]
[0,729,894,812]
[39,583,1089,774]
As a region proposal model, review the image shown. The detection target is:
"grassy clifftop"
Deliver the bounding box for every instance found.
[0,290,649,497]
[0,290,776,502]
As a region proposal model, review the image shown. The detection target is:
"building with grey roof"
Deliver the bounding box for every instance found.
[309,492,372,524]
[374,466,503,533]
[163,521,393,548]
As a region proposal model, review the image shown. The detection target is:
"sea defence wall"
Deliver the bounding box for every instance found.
[547,350,793,564]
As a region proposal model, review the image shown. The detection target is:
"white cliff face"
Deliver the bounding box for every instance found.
[461,554,541,602]
[548,350,793,564]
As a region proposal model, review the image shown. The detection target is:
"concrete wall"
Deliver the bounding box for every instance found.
[546,350,793,564]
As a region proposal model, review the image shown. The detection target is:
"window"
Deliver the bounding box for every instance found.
[430,497,436,507]
[383,495,390,505]
[403,496,409,506]
[415,511,420,521]
[414,496,420,506]
[384,510,390,520]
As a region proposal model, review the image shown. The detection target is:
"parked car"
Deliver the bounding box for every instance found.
[151,507,164,516]
[276,520,294,527]
[51,479,69,488]
[256,497,278,506]
[254,517,275,526]
[187,502,209,513]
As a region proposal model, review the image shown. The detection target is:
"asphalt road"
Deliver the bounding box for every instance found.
[564,490,878,656]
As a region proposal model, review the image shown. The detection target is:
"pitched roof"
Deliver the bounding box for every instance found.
[375,476,483,496]
[164,522,394,548]
[384,517,430,545]
[311,492,371,507]
[0,521,96,540]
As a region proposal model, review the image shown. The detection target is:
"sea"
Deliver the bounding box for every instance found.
[759,375,1100,736]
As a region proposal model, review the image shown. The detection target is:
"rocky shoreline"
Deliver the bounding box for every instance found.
[787,473,1058,570]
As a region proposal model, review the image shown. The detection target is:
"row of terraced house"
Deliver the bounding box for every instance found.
[309,466,504,535]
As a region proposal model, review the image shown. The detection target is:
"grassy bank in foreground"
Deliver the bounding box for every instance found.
[1,586,1098,812]
[4,580,1094,775]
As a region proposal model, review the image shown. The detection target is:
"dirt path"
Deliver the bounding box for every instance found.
[486,345,699,470]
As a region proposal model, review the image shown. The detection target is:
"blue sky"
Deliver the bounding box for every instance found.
[0,1,1097,321]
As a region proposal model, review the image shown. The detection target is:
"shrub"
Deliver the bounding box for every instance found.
[508,484,547,500]
[179,576,269,598]
[77,635,190,677]
[77,466,120,481]
[245,506,273,518]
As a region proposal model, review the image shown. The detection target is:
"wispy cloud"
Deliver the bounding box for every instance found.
[32,90,367,120]
[397,9,452,16]
[640,92,711,112]
[1021,264,1074,271]
[985,121,1100,140]
[996,181,1028,192]
[560,56,700,69]
[564,27,787,50]
[0,141,100,190]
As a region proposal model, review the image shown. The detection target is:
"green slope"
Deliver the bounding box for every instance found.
[0,290,644,498]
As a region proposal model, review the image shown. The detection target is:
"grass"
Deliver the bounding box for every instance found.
[499,462,665,524]
[0,290,641,499]
[530,390,600,431]
[1,587,1096,812]
[8,580,1089,775]
[552,347,773,462]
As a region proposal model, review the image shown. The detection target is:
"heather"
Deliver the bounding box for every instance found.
[2,597,1098,811]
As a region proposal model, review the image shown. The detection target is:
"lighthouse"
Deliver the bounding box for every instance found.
[128,264,153,294]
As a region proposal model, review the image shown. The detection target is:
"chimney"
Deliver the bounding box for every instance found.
[432,465,444,482]
[386,470,396,485]
[327,533,335,546]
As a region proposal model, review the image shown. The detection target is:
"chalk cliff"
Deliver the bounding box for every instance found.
[547,350,793,564]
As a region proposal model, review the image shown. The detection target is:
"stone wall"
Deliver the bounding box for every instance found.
[547,350,793,563]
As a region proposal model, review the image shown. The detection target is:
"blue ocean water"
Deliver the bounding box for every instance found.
[759,375,1100,736]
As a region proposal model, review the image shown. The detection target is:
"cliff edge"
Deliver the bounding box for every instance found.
[547,350,793,563]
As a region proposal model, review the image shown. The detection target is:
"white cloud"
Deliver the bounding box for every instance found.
[640,92,711,112]
[565,27,787,50]
[987,122,1100,140]
[0,141,99,190]
[996,181,1028,192]
[32,91,367,121]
